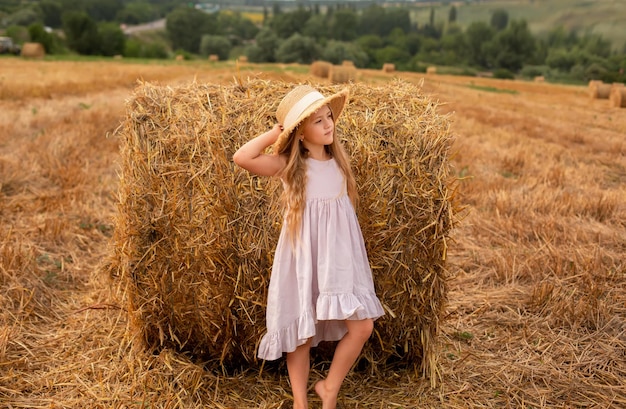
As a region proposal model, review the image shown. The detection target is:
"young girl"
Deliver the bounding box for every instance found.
[233,84,384,409]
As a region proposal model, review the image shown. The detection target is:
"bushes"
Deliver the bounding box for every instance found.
[199,35,231,61]
[124,39,169,59]
[275,33,320,64]
[493,68,515,79]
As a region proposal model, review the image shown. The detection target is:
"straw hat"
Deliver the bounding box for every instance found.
[273,85,349,154]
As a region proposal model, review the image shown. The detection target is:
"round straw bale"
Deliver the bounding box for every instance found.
[588,80,611,99]
[533,75,544,82]
[329,65,357,84]
[20,42,45,59]
[609,84,626,108]
[175,54,184,61]
[310,60,332,79]
[426,66,437,74]
[342,60,355,67]
[382,63,396,73]
[109,79,456,378]
[208,54,219,62]
[238,55,248,63]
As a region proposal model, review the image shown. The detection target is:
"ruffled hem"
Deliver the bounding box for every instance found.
[316,291,385,321]
[257,310,316,361]
[257,292,385,361]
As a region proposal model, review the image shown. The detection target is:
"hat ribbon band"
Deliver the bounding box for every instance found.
[284,91,325,128]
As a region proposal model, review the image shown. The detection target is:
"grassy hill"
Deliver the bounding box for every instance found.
[410,0,626,51]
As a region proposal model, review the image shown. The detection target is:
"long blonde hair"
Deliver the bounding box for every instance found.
[277,113,358,243]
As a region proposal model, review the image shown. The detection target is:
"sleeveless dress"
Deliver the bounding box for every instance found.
[257,157,385,361]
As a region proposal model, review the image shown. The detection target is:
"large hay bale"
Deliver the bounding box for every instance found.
[310,60,332,79]
[329,65,357,84]
[588,80,611,99]
[20,42,45,59]
[109,79,456,379]
[382,63,396,73]
[208,54,219,62]
[609,83,626,108]
[426,66,437,75]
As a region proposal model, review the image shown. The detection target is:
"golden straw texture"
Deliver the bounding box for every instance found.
[109,78,457,380]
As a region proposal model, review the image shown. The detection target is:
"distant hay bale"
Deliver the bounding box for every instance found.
[175,54,184,61]
[609,83,626,108]
[109,78,456,379]
[588,80,611,99]
[329,65,357,84]
[310,60,332,79]
[238,55,248,63]
[342,60,355,67]
[20,42,45,59]
[382,63,395,73]
[426,66,437,75]
[208,54,219,62]
[534,75,545,82]
[113,54,123,60]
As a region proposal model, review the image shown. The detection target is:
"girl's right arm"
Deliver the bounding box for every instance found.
[233,124,287,177]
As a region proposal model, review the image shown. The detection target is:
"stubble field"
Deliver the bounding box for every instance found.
[1,58,624,408]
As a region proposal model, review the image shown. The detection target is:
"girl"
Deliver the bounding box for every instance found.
[233,84,384,409]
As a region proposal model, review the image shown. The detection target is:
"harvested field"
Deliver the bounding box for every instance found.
[1,58,625,409]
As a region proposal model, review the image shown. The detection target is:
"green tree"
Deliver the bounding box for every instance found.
[448,5,457,24]
[98,22,125,56]
[217,12,259,44]
[116,2,159,25]
[62,11,101,55]
[358,6,410,38]
[302,14,328,42]
[38,0,62,28]
[5,7,40,27]
[356,34,384,68]
[166,7,215,53]
[485,19,535,71]
[375,45,410,68]
[199,35,231,60]
[580,33,612,59]
[329,9,357,41]
[546,26,579,49]
[322,40,368,67]
[28,22,55,52]
[440,24,468,63]
[465,21,495,67]
[86,0,123,22]
[270,7,310,38]
[245,27,279,62]
[275,33,320,64]
[490,9,509,31]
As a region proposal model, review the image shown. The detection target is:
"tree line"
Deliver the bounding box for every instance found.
[1,1,625,84]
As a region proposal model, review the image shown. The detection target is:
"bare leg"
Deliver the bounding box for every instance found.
[286,338,312,409]
[315,319,374,409]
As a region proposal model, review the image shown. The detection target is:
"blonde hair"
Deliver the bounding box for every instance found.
[277,112,358,243]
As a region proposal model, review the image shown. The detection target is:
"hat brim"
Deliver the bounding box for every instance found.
[272,88,349,155]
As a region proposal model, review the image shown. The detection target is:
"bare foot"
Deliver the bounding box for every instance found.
[314,380,337,409]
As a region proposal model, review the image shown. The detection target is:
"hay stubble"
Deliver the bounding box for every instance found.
[1,59,624,408]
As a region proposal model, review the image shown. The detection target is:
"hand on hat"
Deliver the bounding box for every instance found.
[267,123,284,144]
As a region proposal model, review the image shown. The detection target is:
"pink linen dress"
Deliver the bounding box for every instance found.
[257,157,385,361]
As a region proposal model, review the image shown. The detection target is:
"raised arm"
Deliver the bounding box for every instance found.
[233,124,287,177]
